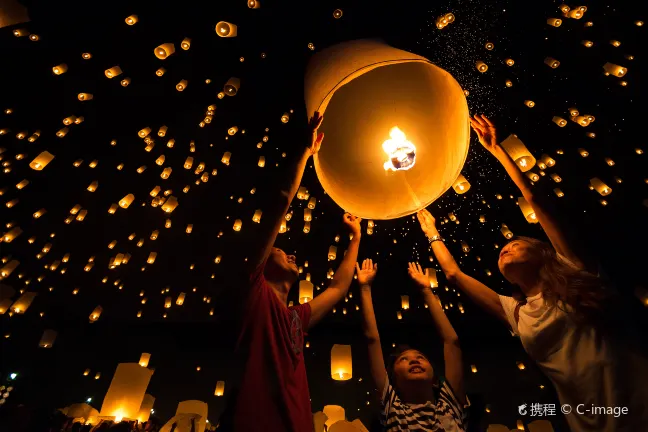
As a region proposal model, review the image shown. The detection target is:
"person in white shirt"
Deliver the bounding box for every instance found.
[414,114,648,432]
[357,259,469,431]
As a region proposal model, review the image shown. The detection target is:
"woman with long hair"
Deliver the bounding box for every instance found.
[415,114,648,431]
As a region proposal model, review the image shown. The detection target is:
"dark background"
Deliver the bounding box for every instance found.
[1,0,646,430]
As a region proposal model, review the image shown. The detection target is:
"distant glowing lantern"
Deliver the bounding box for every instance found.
[590,178,612,196]
[215,381,225,396]
[89,306,102,322]
[331,344,352,380]
[78,93,93,101]
[426,268,438,288]
[544,57,560,68]
[181,37,191,50]
[305,39,470,220]
[476,60,488,72]
[526,172,540,182]
[176,79,187,91]
[401,295,410,309]
[147,252,157,264]
[119,194,135,209]
[547,18,562,27]
[105,66,123,79]
[52,64,68,75]
[156,68,166,76]
[328,246,337,260]
[333,9,343,19]
[505,58,514,66]
[603,62,627,77]
[299,280,314,304]
[554,188,564,197]
[224,77,240,96]
[215,21,237,37]
[452,174,471,194]
[39,329,57,348]
[500,134,536,172]
[154,43,175,59]
[582,40,593,48]
[552,116,567,127]
[125,15,138,25]
[99,363,154,421]
[505,79,513,87]
[518,197,538,223]
[485,42,494,50]
[161,196,178,213]
[501,224,513,239]
[221,152,231,165]
[30,151,55,170]
[524,100,535,108]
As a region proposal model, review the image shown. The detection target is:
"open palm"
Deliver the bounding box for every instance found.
[470,114,498,152]
[408,262,430,290]
[356,259,377,286]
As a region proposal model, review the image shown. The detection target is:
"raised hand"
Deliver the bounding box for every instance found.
[356,259,378,287]
[416,209,437,236]
[408,262,431,291]
[469,114,499,153]
[307,111,324,156]
[343,213,362,237]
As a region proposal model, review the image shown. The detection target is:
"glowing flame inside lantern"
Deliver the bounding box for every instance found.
[382,127,416,171]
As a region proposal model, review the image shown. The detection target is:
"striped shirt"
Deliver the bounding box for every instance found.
[381,377,469,431]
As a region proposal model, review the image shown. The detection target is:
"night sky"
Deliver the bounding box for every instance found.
[1,0,646,430]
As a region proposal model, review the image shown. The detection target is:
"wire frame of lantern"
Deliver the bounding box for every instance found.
[215,21,237,37]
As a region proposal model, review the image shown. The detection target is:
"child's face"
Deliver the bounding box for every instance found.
[393,349,435,383]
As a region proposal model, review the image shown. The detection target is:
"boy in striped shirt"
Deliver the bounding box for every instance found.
[357,259,469,431]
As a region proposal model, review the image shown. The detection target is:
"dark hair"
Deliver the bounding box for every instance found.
[508,236,612,324]
[387,345,439,390]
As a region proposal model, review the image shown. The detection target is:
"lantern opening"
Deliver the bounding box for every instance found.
[383,127,416,171]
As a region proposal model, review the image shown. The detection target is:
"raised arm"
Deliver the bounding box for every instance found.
[471,114,587,270]
[248,113,324,272]
[417,209,507,325]
[357,259,387,396]
[408,262,465,404]
[308,214,362,329]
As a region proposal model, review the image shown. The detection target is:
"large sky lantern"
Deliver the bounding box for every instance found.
[99,363,154,422]
[305,39,470,220]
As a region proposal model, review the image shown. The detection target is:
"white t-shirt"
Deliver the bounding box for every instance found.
[499,292,648,432]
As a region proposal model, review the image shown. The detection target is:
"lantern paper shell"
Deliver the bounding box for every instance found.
[452,174,470,194]
[224,77,240,96]
[305,39,470,220]
[10,291,36,313]
[547,18,562,27]
[105,66,123,78]
[603,62,627,77]
[552,116,567,127]
[401,295,410,309]
[119,194,135,208]
[323,405,345,428]
[39,329,57,348]
[299,280,314,304]
[518,197,538,223]
[500,224,513,239]
[89,305,103,322]
[98,363,154,421]
[500,134,536,172]
[331,344,352,380]
[154,43,175,59]
[175,400,207,432]
[476,61,488,72]
[162,196,178,213]
[214,381,225,396]
[590,178,612,196]
[139,353,151,367]
[215,21,237,37]
[30,151,55,170]
[544,57,560,68]
[328,246,337,260]
[137,394,155,423]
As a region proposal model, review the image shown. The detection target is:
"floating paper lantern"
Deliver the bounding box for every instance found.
[137,394,155,423]
[119,194,134,209]
[78,92,93,101]
[540,154,555,167]
[452,174,470,194]
[3,227,22,242]
[99,363,154,421]
[500,224,513,239]
[505,58,514,66]
[476,60,488,72]
[426,268,438,288]
[161,196,178,213]
[176,80,187,91]
[552,116,567,127]
[105,66,123,78]
[461,241,470,253]
[305,39,469,220]
[154,43,175,59]
[125,15,138,25]
[215,21,237,37]
[603,62,627,77]
[214,380,225,396]
[147,252,157,264]
[518,197,538,223]
[331,344,352,380]
[303,221,311,233]
[299,280,314,304]
[505,79,513,87]
[328,246,337,260]
[526,172,540,182]
[120,77,131,87]
[485,42,494,50]
[164,297,172,308]
[524,100,535,108]
[578,148,589,157]
[156,67,166,76]
[554,188,564,197]
[1,260,20,279]
[604,157,615,166]
[224,77,240,96]
[590,178,612,196]
[401,295,410,309]
[52,64,68,75]
[304,208,312,222]
[252,209,262,223]
[258,156,265,167]
[181,37,191,50]
[544,57,560,68]
[221,152,231,165]
[547,18,562,27]
[89,306,102,322]
[582,40,593,47]
[500,134,536,172]
[39,329,57,348]
[176,293,186,306]
[333,8,343,19]
[233,219,242,231]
